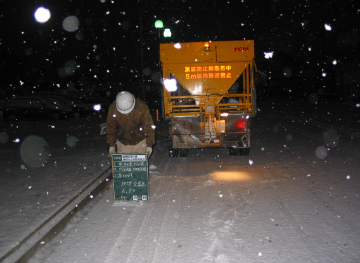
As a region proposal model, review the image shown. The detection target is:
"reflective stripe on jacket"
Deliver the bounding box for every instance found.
[106,99,155,147]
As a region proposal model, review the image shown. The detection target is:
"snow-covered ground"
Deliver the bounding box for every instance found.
[1,99,360,263]
[0,112,111,262]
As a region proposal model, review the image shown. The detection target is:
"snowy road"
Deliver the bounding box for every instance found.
[32,100,360,263]
[3,100,360,263]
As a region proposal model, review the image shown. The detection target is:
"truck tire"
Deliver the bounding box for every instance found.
[239,148,250,155]
[229,148,238,156]
[169,148,178,157]
[179,149,189,157]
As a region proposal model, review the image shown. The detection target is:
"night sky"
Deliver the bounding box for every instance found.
[0,0,359,100]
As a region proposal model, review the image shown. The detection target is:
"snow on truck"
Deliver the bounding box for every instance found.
[160,40,257,157]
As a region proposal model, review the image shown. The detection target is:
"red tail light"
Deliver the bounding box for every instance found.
[235,119,246,129]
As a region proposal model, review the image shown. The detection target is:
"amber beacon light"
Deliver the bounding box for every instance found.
[204,42,210,51]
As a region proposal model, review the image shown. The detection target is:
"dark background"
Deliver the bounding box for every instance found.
[0,0,359,105]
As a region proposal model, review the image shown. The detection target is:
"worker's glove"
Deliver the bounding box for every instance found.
[146,147,152,159]
[109,146,116,157]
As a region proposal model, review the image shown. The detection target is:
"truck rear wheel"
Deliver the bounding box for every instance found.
[169,148,189,157]
[239,148,250,155]
[229,148,250,155]
[179,149,189,157]
[169,148,178,157]
[229,148,238,156]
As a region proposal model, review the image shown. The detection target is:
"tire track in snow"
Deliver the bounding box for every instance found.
[126,159,186,263]
[150,163,185,263]
[150,158,187,262]
[200,191,249,263]
[104,160,185,263]
[103,176,166,263]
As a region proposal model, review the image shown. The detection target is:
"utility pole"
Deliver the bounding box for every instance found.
[139,0,145,100]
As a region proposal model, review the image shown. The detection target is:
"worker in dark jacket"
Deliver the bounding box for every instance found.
[106,91,155,158]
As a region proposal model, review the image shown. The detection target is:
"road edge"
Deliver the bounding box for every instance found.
[2,166,113,263]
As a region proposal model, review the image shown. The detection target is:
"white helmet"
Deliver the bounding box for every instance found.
[116,91,135,114]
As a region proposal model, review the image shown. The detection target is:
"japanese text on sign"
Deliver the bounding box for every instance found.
[185,65,232,80]
[111,155,146,161]
[112,154,149,201]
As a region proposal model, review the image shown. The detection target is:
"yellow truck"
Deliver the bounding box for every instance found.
[160,40,257,157]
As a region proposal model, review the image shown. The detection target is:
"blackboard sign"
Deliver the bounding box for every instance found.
[112,154,149,201]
